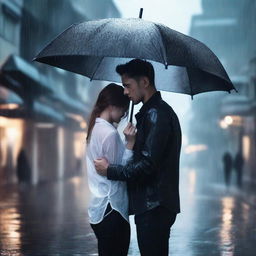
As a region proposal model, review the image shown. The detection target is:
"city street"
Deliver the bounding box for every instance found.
[0,168,255,256]
[0,1,255,256]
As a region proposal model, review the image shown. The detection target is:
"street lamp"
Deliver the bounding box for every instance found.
[224,116,233,125]
[220,115,243,129]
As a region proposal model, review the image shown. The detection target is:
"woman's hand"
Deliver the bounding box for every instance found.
[94,158,109,176]
[123,122,136,150]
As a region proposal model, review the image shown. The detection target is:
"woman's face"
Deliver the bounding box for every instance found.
[110,106,127,124]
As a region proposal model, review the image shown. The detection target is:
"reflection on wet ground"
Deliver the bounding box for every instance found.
[0,169,255,255]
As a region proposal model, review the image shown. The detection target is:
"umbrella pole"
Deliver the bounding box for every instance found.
[129,8,143,123]
[139,8,143,18]
[129,102,134,123]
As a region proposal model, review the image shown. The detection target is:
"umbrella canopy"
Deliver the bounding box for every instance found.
[34,17,235,96]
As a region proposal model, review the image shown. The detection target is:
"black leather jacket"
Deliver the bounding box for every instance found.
[107,92,181,215]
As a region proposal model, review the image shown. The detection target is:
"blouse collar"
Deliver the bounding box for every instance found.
[95,117,115,128]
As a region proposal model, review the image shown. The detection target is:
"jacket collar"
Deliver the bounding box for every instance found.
[135,91,162,121]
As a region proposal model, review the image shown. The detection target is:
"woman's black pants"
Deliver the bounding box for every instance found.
[90,205,130,256]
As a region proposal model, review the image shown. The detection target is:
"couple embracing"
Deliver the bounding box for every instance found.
[86,59,181,256]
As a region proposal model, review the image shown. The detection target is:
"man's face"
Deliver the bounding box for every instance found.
[121,74,145,104]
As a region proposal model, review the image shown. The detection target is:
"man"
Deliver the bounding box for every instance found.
[222,151,233,189]
[94,59,181,255]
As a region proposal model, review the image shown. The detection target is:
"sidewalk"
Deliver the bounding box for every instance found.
[0,177,97,256]
[0,171,255,255]
[240,179,256,207]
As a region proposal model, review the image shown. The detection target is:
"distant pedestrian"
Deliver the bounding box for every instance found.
[222,152,233,188]
[234,151,244,188]
[16,149,31,184]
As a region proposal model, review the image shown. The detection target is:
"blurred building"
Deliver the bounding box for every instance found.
[188,0,256,184]
[0,0,120,185]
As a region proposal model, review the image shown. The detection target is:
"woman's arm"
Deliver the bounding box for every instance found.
[102,131,120,165]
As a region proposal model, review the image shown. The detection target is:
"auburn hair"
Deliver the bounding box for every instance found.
[86,83,129,142]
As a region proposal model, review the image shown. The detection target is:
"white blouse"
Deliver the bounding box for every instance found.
[86,118,132,224]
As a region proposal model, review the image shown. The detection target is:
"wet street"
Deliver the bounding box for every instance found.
[0,168,256,256]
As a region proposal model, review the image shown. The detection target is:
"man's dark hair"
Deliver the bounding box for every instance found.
[116,59,155,87]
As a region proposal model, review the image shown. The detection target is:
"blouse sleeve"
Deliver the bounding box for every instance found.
[102,131,121,165]
[102,130,133,166]
[122,148,133,165]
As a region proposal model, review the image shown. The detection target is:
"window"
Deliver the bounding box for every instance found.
[2,12,18,43]
[0,2,21,45]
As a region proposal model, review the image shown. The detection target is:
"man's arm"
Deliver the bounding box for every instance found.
[107,108,172,181]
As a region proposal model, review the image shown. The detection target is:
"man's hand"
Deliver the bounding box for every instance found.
[94,158,109,176]
[124,122,136,150]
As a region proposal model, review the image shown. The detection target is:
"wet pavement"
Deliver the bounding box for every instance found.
[0,168,256,256]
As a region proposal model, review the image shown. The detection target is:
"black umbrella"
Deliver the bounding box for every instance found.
[34,9,235,121]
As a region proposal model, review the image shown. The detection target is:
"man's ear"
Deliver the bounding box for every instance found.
[141,76,150,88]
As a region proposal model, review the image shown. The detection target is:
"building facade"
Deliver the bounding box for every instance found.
[0,0,120,185]
[188,0,256,184]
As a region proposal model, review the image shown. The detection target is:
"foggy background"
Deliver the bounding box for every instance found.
[0,0,255,255]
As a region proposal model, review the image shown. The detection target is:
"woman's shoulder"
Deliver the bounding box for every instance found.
[92,121,118,141]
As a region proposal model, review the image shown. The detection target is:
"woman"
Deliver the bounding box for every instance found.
[86,83,136,256]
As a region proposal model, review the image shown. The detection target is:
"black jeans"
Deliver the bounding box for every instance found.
[90,204,130,256]
[135,206,177,256]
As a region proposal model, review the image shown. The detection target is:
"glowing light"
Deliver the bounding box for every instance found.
[6,128,19,144]
[80,121,87,129]
[0,117,8,126]
[0,208,21,250]
[0,104,20,110]
[242,136,250,161]
[232,116,243,126]
[184,144,208,154]
[220,120,228,129]
[188,169,196,194]
[224,116,233,125]
[0,118,23,167]
[74,132,85,158]
[220,115,243,129]
[66,113,85,123]
[220,197,235,255]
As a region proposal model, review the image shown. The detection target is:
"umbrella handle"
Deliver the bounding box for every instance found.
[129,102,134,123]
[139,8,143,18]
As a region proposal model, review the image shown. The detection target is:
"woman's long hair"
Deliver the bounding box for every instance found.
[86,83,130,143]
